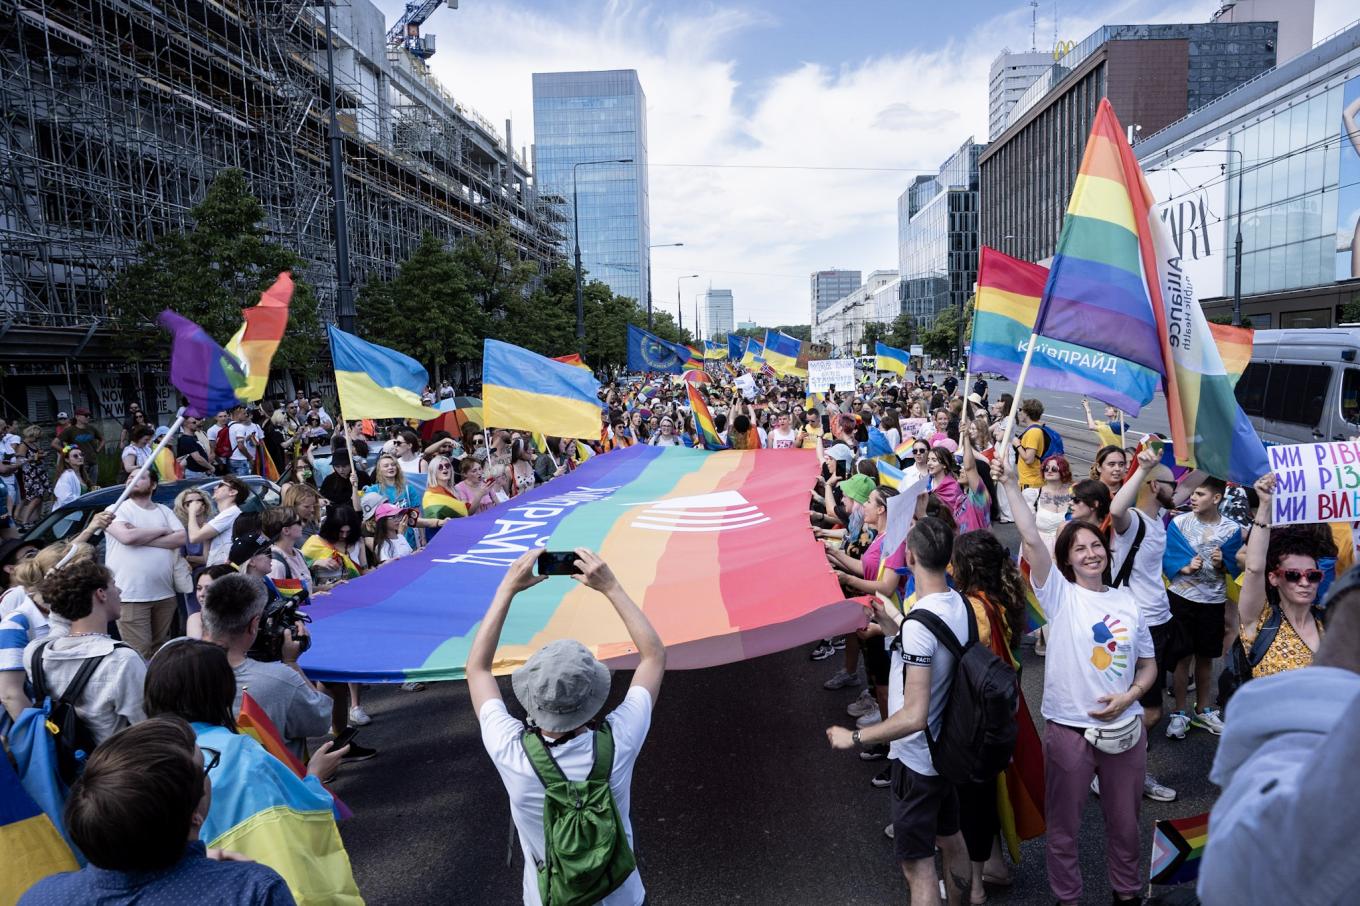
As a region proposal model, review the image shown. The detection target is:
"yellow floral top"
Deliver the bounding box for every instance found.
[1242,607,1323,679]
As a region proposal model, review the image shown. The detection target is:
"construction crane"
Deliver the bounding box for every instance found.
[385,0,456,61]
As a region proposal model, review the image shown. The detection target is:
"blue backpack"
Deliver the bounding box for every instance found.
[1038,424,1065,458]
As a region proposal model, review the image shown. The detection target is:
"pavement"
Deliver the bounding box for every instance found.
[327,518,1223,906]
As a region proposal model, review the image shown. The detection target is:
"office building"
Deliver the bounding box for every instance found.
[980,18,1283,264]
[737,320,760,333]
[989,50,1051,140]
[533,70,650,304]
[810,269,861,323]
[1212,0,1314,64]
[898,139,984,328]
[0,0,561,418]
[704,289,734,339]
[812,270,899,352]
[1132,21,1360,330]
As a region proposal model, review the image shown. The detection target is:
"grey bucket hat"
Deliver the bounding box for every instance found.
[511,639,611,733]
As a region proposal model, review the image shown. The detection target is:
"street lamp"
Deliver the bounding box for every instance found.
[320,1,355,332]
[677,274,700,337]
[647,242,684,329]
[573,158,634,351]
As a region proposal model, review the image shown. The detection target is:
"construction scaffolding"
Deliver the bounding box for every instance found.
[0,0,565,377]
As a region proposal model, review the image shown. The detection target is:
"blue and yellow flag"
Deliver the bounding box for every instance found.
[874,341,910,375]
[0,751,78,901]
[483,338,602,438]
[763,330,807,378]
[328,325,434,421]
[740,336,766,370]
[626,324,690,374]
[728,334,744,361]
[703,340,726,360]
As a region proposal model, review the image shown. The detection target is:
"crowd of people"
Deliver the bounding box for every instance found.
[3,363,1358,905]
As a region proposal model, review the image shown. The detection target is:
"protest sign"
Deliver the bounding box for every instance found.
[909,345,924,358]
[735,373,757,399]
[807,358,855,394]
[1268,440,1360,524]
[899,418,929,442]
[881,473,929,560]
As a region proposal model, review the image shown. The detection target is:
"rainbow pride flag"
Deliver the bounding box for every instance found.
[255,444,280,482]
[299,446,854,682]
[421,485,468,521]
[1207,322,1253,388]
[1150,812,1209,885]
[551,353,590,370]
[158,310,247,417]
[152,443,182,481]
[687,382,726,450]
[238,693,351,820]
[301,534,362,580]
[971,247,1159,415]
[225,272,292,402]
[1035,99,1267,484]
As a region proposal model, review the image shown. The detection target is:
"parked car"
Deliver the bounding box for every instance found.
[22,475,283,549]
[1235,328,1360,445]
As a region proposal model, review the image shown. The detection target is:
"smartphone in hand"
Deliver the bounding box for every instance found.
[537,550,582,576]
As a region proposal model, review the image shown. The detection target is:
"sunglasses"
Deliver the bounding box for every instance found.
[912,447,927,456]
[200,746,221,776]
[1276,568,1323,585]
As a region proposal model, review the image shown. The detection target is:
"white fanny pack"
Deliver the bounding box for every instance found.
[1083,714,1142,755]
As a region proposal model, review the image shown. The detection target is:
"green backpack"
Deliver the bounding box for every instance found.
[521,722,637,906]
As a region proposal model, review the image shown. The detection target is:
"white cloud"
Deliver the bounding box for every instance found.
[405,0,1353,329]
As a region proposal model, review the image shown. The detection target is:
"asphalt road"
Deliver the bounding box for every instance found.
[326,525,1221,906]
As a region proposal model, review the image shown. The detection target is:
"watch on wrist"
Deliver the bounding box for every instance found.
[851,729,862,747]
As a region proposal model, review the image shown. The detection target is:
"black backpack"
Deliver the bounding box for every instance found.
[29,639,127,785]
[904,604,1018,784]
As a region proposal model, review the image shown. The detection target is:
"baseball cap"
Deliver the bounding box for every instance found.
[359,491,385,522]
[74,407,91,416]
[56,411,69,420]
[228,533,271,568]
[373,501,418,521]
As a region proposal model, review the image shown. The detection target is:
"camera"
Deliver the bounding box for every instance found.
[247,594,312,663]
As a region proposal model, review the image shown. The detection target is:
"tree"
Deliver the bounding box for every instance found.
[860,321,887,350]
[773,324,811,341]
[454,223,539,334]
[108,168,322,371]
[356,231,477,376]
[921,307,961,360]
[886,313,916,349]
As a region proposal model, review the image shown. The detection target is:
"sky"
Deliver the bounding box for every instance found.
[375,0,1355,329]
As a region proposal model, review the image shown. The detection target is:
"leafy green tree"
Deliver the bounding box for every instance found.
[921,306,961,360]
[454,224,539,334]
[108,168,322,371]
[356,231,477,377]
[887,313,916,349]
[773,324,811,341]
[860,321,887,350]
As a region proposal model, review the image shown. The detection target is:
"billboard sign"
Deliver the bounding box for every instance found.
[1339,75,1360,282]
[1144,140,1228,300]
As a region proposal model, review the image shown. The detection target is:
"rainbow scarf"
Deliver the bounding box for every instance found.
[421,484,469,521]
[300,534,361,581]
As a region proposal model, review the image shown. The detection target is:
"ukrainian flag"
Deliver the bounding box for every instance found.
[1,753,78,902]
[875,341,910,375]
[703,340,726,360]
[328,325,434,421]
[740,336,766,370]
[763,331,807,378]
[483,339,602,439]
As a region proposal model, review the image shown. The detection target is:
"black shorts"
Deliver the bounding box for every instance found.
[1138,618,1182,709]
[890,759,960,862]
[1169,591,1227,659]
[861,633,891,686]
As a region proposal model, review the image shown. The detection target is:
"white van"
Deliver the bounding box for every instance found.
[1235,328,1360,445]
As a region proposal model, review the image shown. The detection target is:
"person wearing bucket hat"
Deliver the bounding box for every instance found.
[468,548,665,906]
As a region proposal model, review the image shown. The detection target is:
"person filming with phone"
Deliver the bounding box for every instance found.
[467,548,665,906]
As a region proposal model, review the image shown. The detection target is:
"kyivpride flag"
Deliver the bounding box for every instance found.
[970,246,1159,415]
[328,324,434,422]
[483,338,602,439]
[299,446,854,682]
[1034,98,1267,484]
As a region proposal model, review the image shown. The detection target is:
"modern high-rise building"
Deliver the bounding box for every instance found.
[532,70,650,304]
[988,50,1050,140]
[898,139,984,328]
[704,289,734,339]
[810,270,861,323]
[980,19,1282,264]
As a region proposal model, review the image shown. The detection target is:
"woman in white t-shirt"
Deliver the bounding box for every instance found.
[994,459,1156,906]
[53,445,91,508]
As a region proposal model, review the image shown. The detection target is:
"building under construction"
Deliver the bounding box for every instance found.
[0,0,563,421]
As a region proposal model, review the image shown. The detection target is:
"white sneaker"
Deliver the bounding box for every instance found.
[883,822,895,839]
[1191,708,1225,736]
[855,710,883,729]
[846,689,877,718]
[1144,774,1177,802]
[348,705,372,726]
[400,681,426,692]
[1166,711,1191,739]
[822,668,860,690]
[1090,775,1100,796]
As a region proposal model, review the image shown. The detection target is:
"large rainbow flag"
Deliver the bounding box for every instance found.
[299,446,854,682]
[225,272,292,402]
[1034,98,1267,484]
[970,247,1159,415]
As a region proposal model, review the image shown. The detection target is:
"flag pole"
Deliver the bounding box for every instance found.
[997,334,1041,463]
[54,413,187,569]
[1119,409,1126,447]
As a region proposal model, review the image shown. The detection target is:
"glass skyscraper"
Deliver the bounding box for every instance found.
[532,70,650,304]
